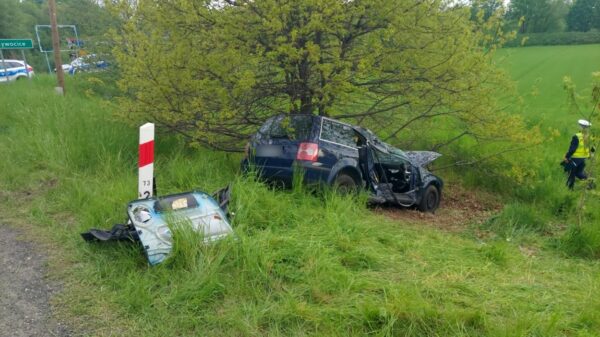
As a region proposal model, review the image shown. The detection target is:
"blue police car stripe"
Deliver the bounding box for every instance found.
[0,68,28,77]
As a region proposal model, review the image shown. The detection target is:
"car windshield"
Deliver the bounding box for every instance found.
[260,115,313,140]
[356,127,408,158]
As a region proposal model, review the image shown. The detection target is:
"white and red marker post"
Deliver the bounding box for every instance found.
[138,123,155,199]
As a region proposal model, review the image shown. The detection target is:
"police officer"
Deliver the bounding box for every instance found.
[564,119,593,189]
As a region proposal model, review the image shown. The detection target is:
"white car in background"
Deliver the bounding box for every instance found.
[61,54,108,75]
[0,59,34,82]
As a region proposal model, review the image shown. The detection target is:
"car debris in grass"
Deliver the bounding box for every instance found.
[82,186,233,265]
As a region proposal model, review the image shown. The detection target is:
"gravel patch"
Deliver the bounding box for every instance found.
[0,224,71,337]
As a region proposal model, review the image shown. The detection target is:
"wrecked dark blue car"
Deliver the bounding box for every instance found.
[242,114,444,212]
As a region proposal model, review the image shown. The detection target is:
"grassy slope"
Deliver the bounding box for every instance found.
[1,76,599,336]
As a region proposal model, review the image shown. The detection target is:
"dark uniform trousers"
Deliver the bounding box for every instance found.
[567,158,587,189]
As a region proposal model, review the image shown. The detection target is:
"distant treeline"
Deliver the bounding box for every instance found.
[472,0,600,46]
[503,31,600,47]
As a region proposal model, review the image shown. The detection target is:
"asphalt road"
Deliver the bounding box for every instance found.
[0,224,71,337]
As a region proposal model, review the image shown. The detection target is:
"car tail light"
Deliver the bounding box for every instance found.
[27,66,33,72]
[296,142,319,162]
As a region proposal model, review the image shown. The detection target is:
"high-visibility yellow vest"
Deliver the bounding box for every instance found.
[572,132,590,158]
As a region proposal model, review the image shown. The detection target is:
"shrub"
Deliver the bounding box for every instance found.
[504,31,600,47]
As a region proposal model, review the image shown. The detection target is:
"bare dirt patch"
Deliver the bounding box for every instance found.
[375,183,502,232]
[0,224,72,337]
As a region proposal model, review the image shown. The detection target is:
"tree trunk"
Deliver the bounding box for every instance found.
[298,56,313,114]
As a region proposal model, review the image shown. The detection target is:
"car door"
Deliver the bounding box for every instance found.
[376,147,416,193]
[0,62,10,81]
[318,118,359,173]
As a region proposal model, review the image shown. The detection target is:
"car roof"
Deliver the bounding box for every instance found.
[266,113,411,161]
[273,113,353,126]
[1,60,27,67]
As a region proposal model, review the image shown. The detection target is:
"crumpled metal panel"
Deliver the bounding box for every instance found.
[127,191,233,265]
[404,151,441,167]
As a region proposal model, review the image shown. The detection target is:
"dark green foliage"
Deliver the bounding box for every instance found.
[566,0,600,32]
[470,0,505,22]
[56,0,118,38]
[507,0,568,33]
[112,0,534,169]
[503,31,600,47]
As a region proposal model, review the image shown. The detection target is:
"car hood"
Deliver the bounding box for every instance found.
[404,151,441,167]
[353,126,441,167]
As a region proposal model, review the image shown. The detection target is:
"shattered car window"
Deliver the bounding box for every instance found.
[320,119,357,147]
[255,118,276,141]
[375,150,406,166]
[261,115,313,140]
[354,126,411,164]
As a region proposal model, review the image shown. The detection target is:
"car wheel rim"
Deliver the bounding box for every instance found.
[427,192,437,209]
[336,181,354,194]
[337,184,350,194]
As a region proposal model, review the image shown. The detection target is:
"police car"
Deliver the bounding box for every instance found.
[0,59,34,82]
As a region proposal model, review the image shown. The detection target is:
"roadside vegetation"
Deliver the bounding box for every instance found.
[1,0,600,336]
[496,44,600,258]
[110,0,538,188]
[1,65,599,336]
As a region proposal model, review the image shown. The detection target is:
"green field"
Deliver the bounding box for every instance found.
[0,45,600,336]
[498,44,600,154]
[496,45,600,249]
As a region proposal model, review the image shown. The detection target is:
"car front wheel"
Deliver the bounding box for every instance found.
[418,185,440,213]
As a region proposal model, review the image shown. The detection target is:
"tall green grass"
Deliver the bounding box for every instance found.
[1,76,600,336]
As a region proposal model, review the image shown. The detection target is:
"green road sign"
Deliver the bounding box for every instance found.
[0,39,34,49]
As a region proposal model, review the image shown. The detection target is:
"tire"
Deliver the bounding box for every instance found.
[418,185,440,213]
[334,173,358,194]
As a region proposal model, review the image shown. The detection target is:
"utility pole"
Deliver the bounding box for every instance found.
[49,0,65,95]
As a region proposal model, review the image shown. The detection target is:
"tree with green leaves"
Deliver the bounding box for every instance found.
[0,0,116,71]
[111,0,539,181]
[567,0,600,32]
[56,0,118,38]
[507,0,569,33]
[470,0,505,22]
[0,0,30,39]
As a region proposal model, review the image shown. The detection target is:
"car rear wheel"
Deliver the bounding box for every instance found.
[334,173,358,194]
[418,185,440,213]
